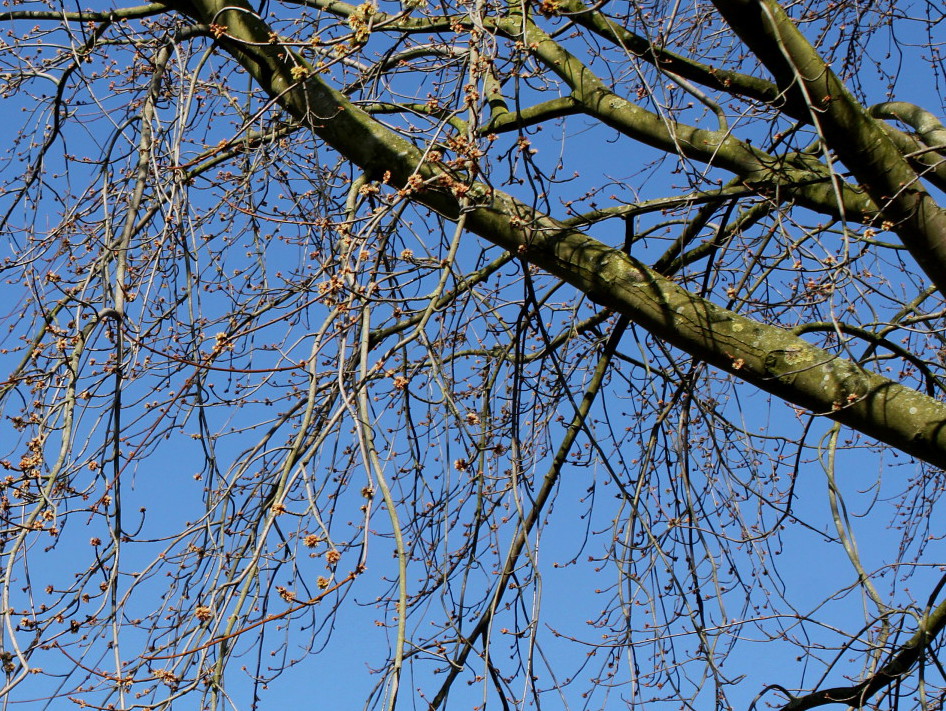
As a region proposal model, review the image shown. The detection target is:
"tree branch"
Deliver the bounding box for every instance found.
[782,596,946,711]
[712,0,946,296]
[0,3,169,22]
[171,0,946,470]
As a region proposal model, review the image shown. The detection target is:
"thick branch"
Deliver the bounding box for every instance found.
[557,0,781,106]
[171,0,946,470]
[552,1,946,199]
[712,0,946,296]
[512,17,878,221]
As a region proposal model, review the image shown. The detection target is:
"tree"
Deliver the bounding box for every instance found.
[1,0,946,708]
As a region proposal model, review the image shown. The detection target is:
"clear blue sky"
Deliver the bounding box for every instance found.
[0,2,944,710]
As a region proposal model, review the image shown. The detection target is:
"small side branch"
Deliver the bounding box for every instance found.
[782,595,946,711]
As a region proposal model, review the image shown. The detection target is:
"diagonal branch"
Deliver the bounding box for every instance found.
[782,594,946,711]
[169,0,946,470]
[712,0,946,296]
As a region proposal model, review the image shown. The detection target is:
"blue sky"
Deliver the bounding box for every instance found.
[0,1,945,710]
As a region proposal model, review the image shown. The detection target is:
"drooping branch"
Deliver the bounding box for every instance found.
[510,16,877,222]
[872,102,946,154]
[1,1,946,709]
